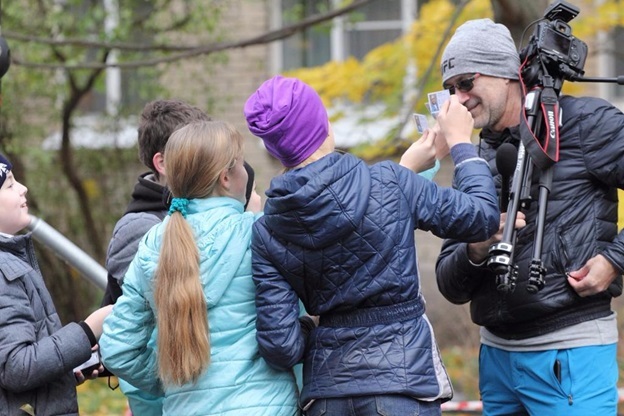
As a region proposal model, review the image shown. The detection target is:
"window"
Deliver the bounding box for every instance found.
[79,1,156,116]
[597,25,624,106]
[596,0,624,106]
[272,0,419,72]
[280,0,332,69]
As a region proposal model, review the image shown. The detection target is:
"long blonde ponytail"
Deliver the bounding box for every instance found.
[154,120,243,386]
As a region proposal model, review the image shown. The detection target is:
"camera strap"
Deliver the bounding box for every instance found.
[519,85,560,170]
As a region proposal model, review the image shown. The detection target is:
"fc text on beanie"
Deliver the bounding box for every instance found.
[0,153,12,189]
[441,18,520,85]
[244,75,329,168]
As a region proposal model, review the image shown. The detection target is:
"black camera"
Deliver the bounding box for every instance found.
[73,350,101,377]
[520,1,588,89]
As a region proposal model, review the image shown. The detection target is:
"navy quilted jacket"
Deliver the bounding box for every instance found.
[252,151,499,405]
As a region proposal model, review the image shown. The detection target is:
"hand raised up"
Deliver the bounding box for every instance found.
[436,95,475,149]
[399,128,437,173]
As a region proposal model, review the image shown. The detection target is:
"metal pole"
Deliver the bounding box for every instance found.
[27,215,107,290]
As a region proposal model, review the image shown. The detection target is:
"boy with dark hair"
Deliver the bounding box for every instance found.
[102,99,211,305]
[101,99,211,415]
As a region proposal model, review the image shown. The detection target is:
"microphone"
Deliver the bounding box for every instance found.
[496,143,518,212]
[0,36,10,80]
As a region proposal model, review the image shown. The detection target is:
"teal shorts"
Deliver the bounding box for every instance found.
[479,343,618,415]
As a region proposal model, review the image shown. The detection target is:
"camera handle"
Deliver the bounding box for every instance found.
[568,75,624,85]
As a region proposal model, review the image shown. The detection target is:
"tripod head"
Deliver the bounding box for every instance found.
[520,0,587,94]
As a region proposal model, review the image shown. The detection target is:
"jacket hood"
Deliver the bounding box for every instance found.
[0,233,34,279]
[262,152,370,249]
[0,232,30,252]
[125,172,167,216]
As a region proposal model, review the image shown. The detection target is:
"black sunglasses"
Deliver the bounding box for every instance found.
[444,74,480,95]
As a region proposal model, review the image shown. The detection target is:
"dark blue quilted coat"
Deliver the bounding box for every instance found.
[252,151,499,405]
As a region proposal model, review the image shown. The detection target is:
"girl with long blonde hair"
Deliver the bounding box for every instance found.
[101,120,299,416]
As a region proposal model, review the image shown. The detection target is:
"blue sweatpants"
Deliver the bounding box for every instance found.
[479,343,618,416]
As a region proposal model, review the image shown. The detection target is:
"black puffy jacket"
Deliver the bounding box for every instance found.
[436,95,624,339]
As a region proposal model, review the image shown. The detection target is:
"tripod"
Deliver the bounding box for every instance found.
[487,76,557,293]
[487,67,624,294]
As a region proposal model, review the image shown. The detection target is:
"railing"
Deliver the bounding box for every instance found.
[442,400,482,414]
[27,214,107,290]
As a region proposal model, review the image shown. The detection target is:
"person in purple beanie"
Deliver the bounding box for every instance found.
[244,75,500,415]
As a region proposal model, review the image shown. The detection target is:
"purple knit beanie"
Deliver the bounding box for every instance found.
[244,75,329,167]
[0,153,12,188]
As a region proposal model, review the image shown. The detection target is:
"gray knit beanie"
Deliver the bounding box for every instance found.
[441,18,520,85]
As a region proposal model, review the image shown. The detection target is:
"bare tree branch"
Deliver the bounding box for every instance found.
[491,0,548,45]
[4,30,192,52]
[59,50,110,258]
[8,0,379,70]
[392,0,471,142]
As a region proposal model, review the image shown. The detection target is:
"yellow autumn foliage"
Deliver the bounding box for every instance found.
[287,0,494,117]
[288,0,622,120]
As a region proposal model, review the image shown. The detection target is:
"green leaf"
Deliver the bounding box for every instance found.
[19,404,35,416]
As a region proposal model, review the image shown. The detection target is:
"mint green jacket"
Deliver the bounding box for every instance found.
[100,197,299,416]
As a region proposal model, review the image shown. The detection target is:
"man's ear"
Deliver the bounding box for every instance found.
[153,152,166,179]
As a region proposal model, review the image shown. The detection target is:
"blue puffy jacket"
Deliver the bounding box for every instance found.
[100,197,299,416]
[252,151,499,406]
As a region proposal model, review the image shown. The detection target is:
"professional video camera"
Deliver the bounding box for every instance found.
[520,1,587,92]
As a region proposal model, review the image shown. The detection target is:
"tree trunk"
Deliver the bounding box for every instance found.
[491,0,550,46]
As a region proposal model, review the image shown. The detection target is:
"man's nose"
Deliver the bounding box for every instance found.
[454,90,471,105]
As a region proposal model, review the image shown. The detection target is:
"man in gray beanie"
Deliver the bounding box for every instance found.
[435,17,624,415]
[440,18,522,130]
[441,18,519,84]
